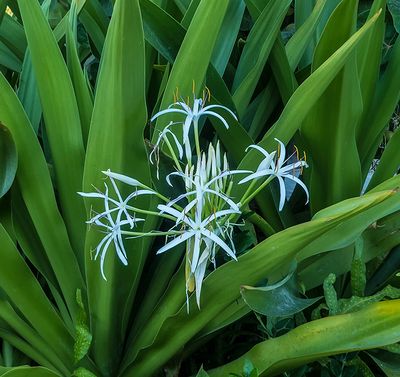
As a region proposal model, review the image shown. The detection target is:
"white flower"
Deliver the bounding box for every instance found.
[156,205,239,307]
[239,138,309,211]
[79,184,145,280]
[151,98,237,162]
[154,142,248,309]
[79,171,155,279]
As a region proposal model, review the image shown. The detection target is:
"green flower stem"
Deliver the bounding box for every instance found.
[240,175,275,208]
[247,213,276,237]
[125,205,176,221]
[163,135,183,173]
[122,230,185,237]
[193,119,201,159]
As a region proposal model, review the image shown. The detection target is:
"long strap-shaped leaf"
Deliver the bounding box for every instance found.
[232,0,291,117]
[301,0,363,212]
[231,10,381,201]
[17,0,86,255]
[83,0,150,373]
[208,300,400,376]
[123,188,400,377]
[152,0,229,142]
[0,225,73,370]
[0,74,84,320]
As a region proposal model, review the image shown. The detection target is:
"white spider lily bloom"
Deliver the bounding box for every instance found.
[79,172,156,279]
[156,206,239,267]
[79,178,154,228]
[239,138,309,211]
[151,97,237,162]
[156,205,239,308]
[80,184,145,280]
[151,98,237,141]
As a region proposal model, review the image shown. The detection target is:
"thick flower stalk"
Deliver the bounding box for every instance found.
[80,92,309,310]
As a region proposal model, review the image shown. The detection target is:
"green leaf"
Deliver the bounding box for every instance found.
[232,0,292,117]
[124,188,399,377]
[368,349,400,377]
[301,0,362,212]
[0,73,84,321]
[208,300,400,376]
[195,366,210,377]
[388,0,400,32]
[152,0,229,142]
[82,0,150,373]
[359,34,400,175]
[232,9,381,206]
[0,123,17,198]
[17,0,86,254]
[241,275,321,317]
[0,224,74,368]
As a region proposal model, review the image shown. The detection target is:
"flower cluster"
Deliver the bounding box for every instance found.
[80,91,309,310]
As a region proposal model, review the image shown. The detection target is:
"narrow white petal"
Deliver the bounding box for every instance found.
[238,169,275,184]
[150,108,188,122]
[99,237,113,281]
[201,111,230,129]
[191,232,202,273]
[201,229,237,260]
[274,138,286,168]
[194,258,208,308]
[156,232,194,254]
[277,175,286,211]
[282,174,310,204]
[202,104,238,120]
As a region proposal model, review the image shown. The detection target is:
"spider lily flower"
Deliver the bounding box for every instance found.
[239,138,309,211]
[151,97,238,161]
[79,172,156,279]
[155,142,248,309]
[79,183,146,280]
[156,204,239,308]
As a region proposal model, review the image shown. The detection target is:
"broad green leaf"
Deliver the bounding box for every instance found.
[124,188,399,377]
[195,366,210,377]
[0,299,69,374]
[232,0,291,117]
[367,126,400,189]
[140,0,252,164]
[82,0,150,373]
[368,349,400,377]
[17,50,42,133]
[301,0,362,213]
[0,41,21,71]
[356,0,386,141]
[17,0,86,255]
[66,2,93,145]
[359,35,400,175]
[0,14,26,61]
[210,0,245,76]
[208,300,400,376]
[0,73,84,320]
[152,0,229,142]
[16,0,51,133]
[232,10,381,206]
[388,0,400,32]
[287,0,327,70]
[0,225,73,367]
[241,276,322,317]
[0,123,17,198]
